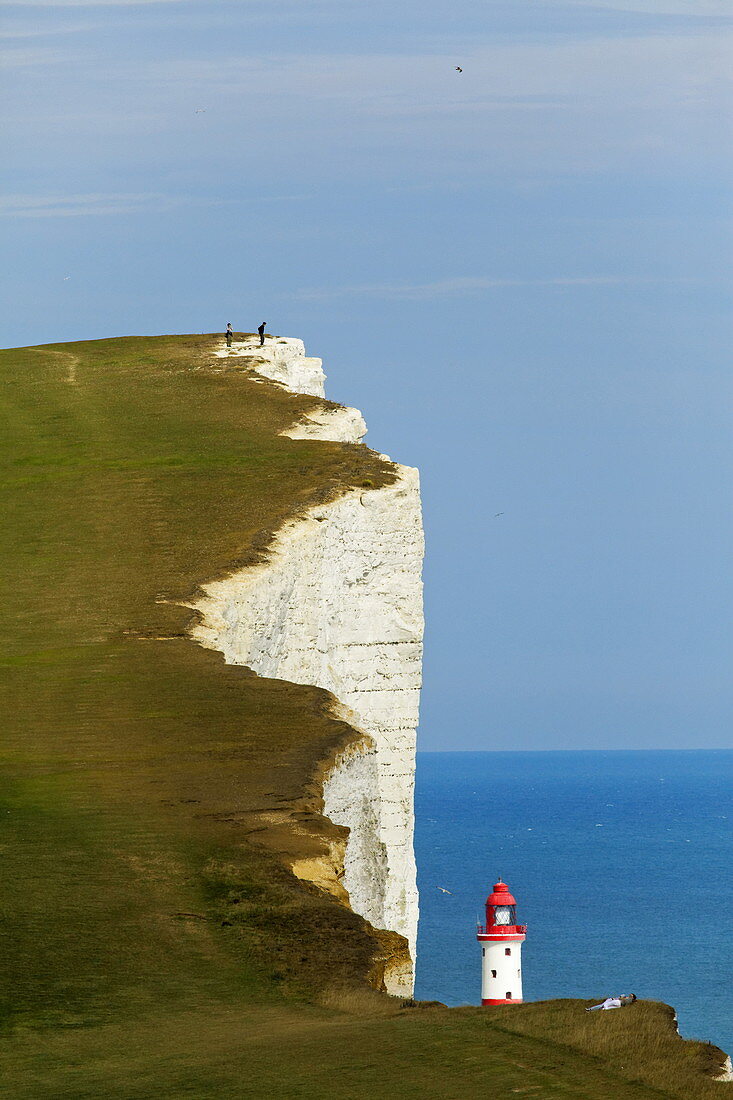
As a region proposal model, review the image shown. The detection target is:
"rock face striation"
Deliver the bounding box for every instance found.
[197,337,424,995]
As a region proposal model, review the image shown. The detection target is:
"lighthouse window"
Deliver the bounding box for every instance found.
[482,949,485,958]
[493,905,516,926]
[506,992,512,1000]
[505,948,511,956]
[491,970,496,978]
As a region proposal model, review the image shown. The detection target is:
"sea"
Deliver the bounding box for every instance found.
[414,750,733,1055]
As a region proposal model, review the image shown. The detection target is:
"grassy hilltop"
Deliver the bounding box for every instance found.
[0,334,728,1098]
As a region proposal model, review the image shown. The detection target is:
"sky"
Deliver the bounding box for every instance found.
[3,0,732,750]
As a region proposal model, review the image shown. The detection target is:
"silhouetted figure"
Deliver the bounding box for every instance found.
[258,322,266,346]
[226,323,233,347]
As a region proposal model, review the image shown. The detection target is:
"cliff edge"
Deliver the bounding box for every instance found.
[196,335,424,994]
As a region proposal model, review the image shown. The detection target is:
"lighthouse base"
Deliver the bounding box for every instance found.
[482,998,523,1006]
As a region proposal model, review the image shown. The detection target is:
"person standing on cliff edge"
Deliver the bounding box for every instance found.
[258,322,266,346]
[225,323,233,347]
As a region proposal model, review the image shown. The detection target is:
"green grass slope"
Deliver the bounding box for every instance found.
[1,335,728,1097]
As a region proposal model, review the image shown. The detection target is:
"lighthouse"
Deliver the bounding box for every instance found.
[476,880,526,1005]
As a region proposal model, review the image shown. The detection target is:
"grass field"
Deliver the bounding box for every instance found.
[1,335,729,1097]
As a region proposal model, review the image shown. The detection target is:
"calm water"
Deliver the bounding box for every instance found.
[414,750,733,1054]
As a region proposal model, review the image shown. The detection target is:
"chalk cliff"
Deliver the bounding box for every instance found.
[214,335,326,396]
[198,337,424,995]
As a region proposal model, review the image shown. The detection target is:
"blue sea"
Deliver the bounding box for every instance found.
[414,750,733,1054]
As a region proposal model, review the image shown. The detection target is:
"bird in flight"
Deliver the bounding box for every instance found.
[437,886,453,895]
[194,108,206,114]
[455,66,463,73]
[63,275,71,281]
[494,512,504,517]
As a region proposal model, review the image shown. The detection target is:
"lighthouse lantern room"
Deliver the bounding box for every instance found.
[476,880,526,1005]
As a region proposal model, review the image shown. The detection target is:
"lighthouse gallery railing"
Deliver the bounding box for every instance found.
[476,924,527,935]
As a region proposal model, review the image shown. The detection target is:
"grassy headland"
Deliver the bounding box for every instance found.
[0,335,728,1097]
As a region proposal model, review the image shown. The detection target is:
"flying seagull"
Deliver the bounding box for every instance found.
[494,512,504,517]
[437,886,453,895]
[455,66,463,72]
[63,275,71,281]
[194,108,207,114]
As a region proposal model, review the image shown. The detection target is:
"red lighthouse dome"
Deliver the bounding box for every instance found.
[480,880,526,937]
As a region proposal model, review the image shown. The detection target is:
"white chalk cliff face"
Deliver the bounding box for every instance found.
[198,337,424,995]
[213,335,326,396]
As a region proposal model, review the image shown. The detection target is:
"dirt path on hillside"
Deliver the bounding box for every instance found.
[29,347,80,384]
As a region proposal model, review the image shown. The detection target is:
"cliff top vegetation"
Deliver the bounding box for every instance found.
[1,335,727,1097]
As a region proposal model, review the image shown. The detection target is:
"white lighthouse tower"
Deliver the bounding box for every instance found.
[476,879,526,1005]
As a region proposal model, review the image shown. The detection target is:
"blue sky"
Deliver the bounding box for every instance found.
[3,0,732,749]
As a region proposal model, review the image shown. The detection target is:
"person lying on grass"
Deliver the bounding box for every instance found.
[586,994,637,1011]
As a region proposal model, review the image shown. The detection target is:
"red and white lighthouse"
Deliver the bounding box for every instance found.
[476,880,526,1005]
